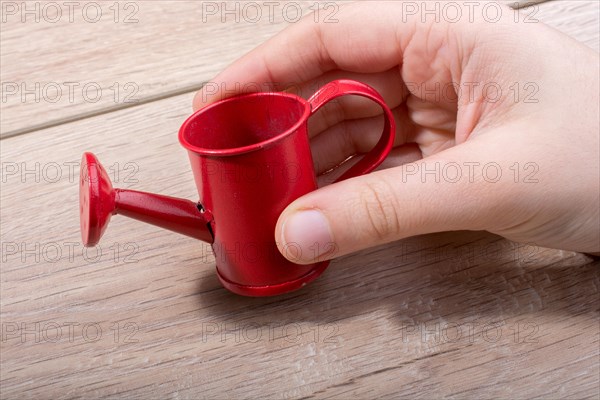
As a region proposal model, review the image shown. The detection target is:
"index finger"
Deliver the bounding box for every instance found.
[192,2,412,109]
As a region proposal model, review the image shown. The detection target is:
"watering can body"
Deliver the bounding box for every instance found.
[79,80,395,296]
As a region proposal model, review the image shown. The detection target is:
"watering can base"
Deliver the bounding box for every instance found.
[216,261,330,296]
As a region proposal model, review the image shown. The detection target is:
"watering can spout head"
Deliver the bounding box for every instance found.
[79,152,214,247]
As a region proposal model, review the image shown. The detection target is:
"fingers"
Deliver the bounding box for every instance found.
[304,68,408,136]
[316,144,423,186]
[310,105,416,174]
[375,143,423,170]
[284,68,407,100]
[193,2,419,110]
[275,137,514,264]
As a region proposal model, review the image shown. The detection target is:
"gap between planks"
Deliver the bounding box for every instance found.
[0,83,204,140]
[0,0,553,141]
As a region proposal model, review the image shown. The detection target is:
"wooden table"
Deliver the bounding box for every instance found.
[1,1,598,398]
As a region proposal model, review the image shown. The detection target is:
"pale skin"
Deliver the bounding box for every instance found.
[194,2,600,263]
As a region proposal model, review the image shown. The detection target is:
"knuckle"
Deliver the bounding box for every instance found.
[358,179,400,241]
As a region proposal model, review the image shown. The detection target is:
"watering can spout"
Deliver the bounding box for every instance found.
[79,152,214,247]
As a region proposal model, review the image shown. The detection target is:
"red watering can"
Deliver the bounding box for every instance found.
[80,80,395,296]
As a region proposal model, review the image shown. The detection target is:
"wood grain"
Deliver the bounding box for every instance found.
[1,91,599,400]
[533,0,600,50]
[1,0,599,399]
[0,84,600,398]
[0,0,322,137]
[5,0,597,138]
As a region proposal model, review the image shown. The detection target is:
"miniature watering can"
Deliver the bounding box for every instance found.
[79,79,395,296]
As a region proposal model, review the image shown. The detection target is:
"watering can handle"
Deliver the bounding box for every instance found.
[308,79,396,182]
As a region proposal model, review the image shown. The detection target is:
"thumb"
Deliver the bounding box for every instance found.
[275,139,517,264]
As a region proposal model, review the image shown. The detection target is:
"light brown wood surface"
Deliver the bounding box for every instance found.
[1,1,599,399]
[0,0,322,137]
[3,0,598,138]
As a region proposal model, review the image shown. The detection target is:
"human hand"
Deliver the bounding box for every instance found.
[193,1,600,263]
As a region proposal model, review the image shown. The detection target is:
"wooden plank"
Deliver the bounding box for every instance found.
[1,90,598,398]
[1,0,599,397]
[527,0,600,51]
[0,0,322,137]
[5,0,596,138]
